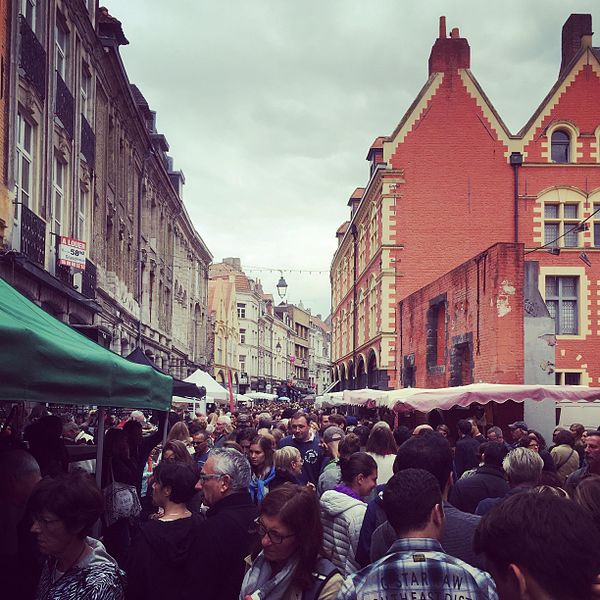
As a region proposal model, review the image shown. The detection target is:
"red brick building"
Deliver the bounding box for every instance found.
[331,14,600,391]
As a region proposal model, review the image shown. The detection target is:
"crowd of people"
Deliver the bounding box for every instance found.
[2,402,600,599]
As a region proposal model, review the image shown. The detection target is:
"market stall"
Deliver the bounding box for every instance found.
[342,383,600,413]
[0,275,173,487]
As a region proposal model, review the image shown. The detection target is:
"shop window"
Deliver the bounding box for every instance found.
[551,130,570,163]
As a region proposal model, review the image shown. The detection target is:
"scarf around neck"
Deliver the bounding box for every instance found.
[239,551,298,600]
[334,483,361,500]
[249,464,276,504]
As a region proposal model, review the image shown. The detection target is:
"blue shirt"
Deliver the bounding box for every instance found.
[338,537,498,600]
[278,434,323,485]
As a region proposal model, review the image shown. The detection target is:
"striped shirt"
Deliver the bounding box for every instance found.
[338,537,498,600]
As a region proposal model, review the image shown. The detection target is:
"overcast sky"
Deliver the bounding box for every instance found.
[108,1,598,317]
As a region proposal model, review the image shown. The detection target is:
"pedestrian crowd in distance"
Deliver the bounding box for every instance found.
[2,402,600,600]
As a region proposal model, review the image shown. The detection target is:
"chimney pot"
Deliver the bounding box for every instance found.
[451,27,460,39]
[439,16,446,39]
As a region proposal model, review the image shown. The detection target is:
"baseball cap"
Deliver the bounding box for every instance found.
[508,421,528,430]
[322,426,345,444]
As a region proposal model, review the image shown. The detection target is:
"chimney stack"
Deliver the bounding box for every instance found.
[560,14,593,77]
[428,17,470,75]
[439,16,446,39]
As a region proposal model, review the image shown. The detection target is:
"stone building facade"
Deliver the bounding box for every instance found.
[0,0,9,247]
[308,314,332,394]
[0,2,211,378]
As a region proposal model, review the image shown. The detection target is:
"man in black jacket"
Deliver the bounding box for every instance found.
[192,448,258,600]
[455,419,482,478]
[449,442,509,513]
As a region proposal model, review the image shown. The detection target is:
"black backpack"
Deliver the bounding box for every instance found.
[303,557,339,600]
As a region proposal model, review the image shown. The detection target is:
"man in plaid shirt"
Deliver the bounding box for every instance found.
[338,468,497,600]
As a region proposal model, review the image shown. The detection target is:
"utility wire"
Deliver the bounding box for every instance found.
[524,203,600,255]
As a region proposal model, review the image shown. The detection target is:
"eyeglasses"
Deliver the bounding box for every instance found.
[252,517,296,544]
[33,516,62,529]
[198,473,223,482]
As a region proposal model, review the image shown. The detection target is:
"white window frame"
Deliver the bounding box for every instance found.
[80,62,92,123]
[543,201,581,248]
[51,157,65,235]
[544,275,579,336]
[237,303,246,319]
[55,17,69,81]
[20,0,37,33]
[15,113,34,210]
[76,187,87,242]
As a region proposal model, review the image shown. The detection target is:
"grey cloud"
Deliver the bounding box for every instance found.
[109,0,599,315]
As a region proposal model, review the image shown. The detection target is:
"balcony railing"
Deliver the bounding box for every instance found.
[81,114,95,167]
[20,204,45,266]
[81,259,97,299]
[54,236,73,286]
[19,15,46,100]
[55,72,74,139]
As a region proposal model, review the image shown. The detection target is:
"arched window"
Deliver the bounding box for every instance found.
[551,130,570,163]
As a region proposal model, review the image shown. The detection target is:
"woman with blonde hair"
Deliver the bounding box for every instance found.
[271,446,303,490]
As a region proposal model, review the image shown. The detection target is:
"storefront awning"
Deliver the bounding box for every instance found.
[0,276,172,410]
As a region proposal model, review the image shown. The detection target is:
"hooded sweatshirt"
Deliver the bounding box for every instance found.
[319,489,366,577]
[125,514,204,600]
[35,537,125,600]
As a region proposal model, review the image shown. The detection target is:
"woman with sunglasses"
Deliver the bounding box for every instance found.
[240,484,342,600]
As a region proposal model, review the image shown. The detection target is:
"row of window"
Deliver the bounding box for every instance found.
[543,201,600,248]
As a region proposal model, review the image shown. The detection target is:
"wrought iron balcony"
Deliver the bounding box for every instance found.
[20,204,45,266]
[55,72,74,139]
[81,259,97,299]
[53,236,73,286]
[19,15,46,101]
[80,114,95,167]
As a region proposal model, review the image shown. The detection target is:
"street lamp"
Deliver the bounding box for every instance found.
[275,341,282,354]
[276,273,288,301]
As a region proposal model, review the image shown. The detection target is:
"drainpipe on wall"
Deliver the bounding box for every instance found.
[351,223,358,389]
[510,152,523,243]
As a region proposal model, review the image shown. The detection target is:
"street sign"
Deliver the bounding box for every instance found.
[58,236,87,270]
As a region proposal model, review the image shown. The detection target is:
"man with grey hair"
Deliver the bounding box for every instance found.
[475,447,544,516]
[486,425,511,452]
[192,448,257,599]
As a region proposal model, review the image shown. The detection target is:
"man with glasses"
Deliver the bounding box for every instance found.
[191,448,257,600]
[189,425,210,469]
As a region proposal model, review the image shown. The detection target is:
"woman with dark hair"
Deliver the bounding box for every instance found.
[101,428,138,567]
[519,431,556,473]
[25,415,69,477]
[240,484,342,600]
[319,452,377,576]
[248,435,276,504]
[29,471,125,599]
[365,422,397,485]
[162,440,194,464]
[126,461,202,600]
[550,429,579,484]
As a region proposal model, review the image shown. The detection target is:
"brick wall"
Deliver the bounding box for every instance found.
[400,243,524,388]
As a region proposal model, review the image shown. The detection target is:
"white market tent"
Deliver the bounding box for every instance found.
[182,369,229,404]
[245,392,277,401]
[338,383,600,412]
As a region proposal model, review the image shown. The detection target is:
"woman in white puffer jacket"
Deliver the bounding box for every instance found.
[319,452,378,576]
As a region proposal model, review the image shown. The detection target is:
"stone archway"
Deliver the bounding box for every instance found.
[339,364,347,390]
[367,349,378,388]
[356,355,366,389]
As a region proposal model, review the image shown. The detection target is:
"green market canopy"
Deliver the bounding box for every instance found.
[0,276,172,410]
